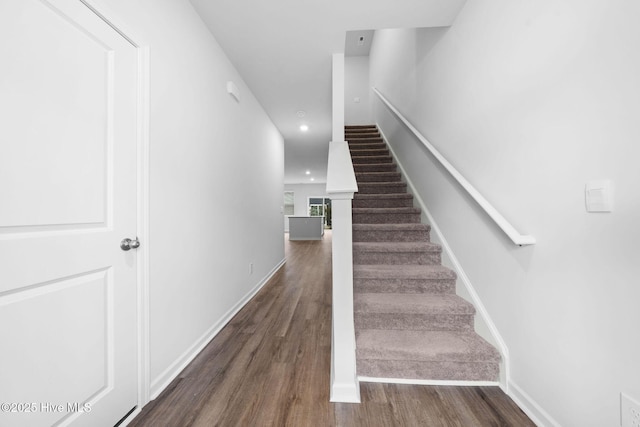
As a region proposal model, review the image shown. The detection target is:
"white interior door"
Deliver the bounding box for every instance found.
[0,0,139,426]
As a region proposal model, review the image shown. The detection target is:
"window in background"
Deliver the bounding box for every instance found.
[308,197,332,228]
[284,192,294,215]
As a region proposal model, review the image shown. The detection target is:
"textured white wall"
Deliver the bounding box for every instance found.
[369,1,640,426]
[345,56,371,125]
[102,0,285,396]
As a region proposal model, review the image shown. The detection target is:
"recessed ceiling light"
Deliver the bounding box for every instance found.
[305,170,310,175]
[300,124,309,132]
[310,177,315,181]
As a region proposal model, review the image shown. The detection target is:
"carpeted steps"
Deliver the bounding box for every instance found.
[347,124,500,382]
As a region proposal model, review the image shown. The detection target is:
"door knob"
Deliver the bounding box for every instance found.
[120,237,141,251]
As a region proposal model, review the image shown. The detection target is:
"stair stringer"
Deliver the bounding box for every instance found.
[376,124,510,392]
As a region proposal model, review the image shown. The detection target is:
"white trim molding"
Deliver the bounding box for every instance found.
[77,1,152,424]
[508,380,561,427]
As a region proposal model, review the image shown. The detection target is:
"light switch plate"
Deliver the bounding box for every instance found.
[585,180,613,212]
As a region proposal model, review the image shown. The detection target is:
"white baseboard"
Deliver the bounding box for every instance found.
[149,258,286,399]
[330,363,361,403]
[119,407,142,427]
[377,124,510,391]
[507,380,561,427]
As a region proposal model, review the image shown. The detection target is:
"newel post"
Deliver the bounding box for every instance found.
[328,189,360,403]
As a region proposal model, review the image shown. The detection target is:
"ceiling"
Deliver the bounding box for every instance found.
[189,0,466,184]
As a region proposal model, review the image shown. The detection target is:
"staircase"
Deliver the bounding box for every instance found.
[347,125,501,382]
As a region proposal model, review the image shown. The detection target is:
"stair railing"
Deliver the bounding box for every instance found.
[372,88,535,246]
[326,53,360,403]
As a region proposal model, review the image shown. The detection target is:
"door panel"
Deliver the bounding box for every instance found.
[0,0,109,228]
[0,0,138,426]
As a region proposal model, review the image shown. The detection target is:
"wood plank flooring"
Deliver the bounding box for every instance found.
[129,231,535,427]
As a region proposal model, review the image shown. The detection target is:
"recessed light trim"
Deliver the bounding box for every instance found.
[299,124,309,132]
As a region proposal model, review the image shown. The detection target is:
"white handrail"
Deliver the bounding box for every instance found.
[372,87,535,246]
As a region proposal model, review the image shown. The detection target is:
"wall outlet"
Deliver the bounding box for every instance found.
[621,393,640,427]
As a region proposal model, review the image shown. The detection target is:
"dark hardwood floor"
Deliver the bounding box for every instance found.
[129,231,535,427]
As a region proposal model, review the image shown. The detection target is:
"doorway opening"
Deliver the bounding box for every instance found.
[308,197,332,229]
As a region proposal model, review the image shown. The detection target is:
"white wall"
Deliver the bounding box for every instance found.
[369,2,640,426]
[101,0,285,398]
[345,56,371,125]
[284,183,328,231]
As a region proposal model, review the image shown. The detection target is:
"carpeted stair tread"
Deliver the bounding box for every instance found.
[345,132,378,136]
[348,136,383,141]
[352,207,421,224]
[353,241,441,253]
[355,293,475,331]
[351,155,394,164]
[346,125,377,129]
[353,264,457,294]
[353,264,455,281]
[355,172,402,182]
[355,293,474,315]
[356,182,407,194]
[353,242,442,265]
[347,134,382,139]
[353,223,429,232]
[349,147,389,157]
[353,207,421,215]
[356,330,501,363]
[348,142,386,150]
[353,163,397,173]
[353,194,414,209]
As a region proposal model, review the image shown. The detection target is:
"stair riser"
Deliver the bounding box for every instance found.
[353,251,441,265]
[353,164,397,173]
[348,142,386,150]
[350,149,390,157]
[353,213,421,224]
[355,314,474,332]
[345,125,377,131]
[351,156,394,165]
[357,360,500,382]
[354,279,455,294]
[355,173,401,183]
[346,134,381,140]
[345,130,377,135]
[353,198,414,208]
[357,184,408,194]
[345,140,387,148]
[353,229,429,242]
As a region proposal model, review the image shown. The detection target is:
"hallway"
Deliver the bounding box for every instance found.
[129,232,533,426]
